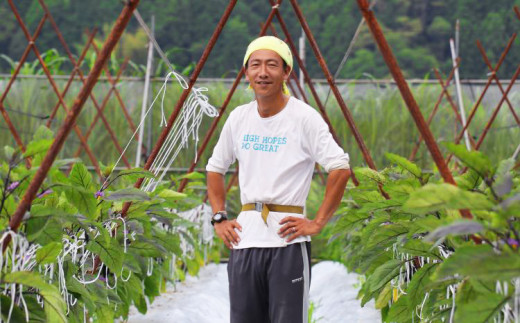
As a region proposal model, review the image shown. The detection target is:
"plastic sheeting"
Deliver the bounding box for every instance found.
[128,261,380,322]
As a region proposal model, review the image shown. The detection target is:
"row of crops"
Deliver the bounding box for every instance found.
[332,146,519,322]
[3,131,517,322]
[1,65,519,322]
[0,126,219,321]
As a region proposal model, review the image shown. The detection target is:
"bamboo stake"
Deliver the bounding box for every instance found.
[450,38,471,151]
[136,16,155,167]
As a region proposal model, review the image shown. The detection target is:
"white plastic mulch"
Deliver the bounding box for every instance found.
[127,261,380,323]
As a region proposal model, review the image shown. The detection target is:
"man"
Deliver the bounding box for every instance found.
[206,36,350,323]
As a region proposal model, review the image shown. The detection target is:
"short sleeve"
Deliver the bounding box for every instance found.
[206,118,236,174]
[305,112,350,172]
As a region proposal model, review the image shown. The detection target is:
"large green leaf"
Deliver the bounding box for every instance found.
[4,145,15,161]
[436,245,520,281]
[399,240,442,260]
[354,167,386,184]
[444,143,493,178]
[0,294,27,322]
[406,263,437,307]
[127,241,164,257]
[3,271,67,323]
[32,125,54,141]
[103,188,150,202]
[386,295,412,323]
[27,218,63,245]
[385,152,422,179]
[144,269,162,298]
[36,241,62,265]
[126,274,147,313]
[94,306,114,322]
[454,169,482,190]
[403,183,493,214]
[179,172,205,180]
[68,163,93,190]
[23,139,53,158]
[424,220,483,242]
[375,283,392,309]
[117,168,156,181]
[454,292,510,323]
[367,224,409,249]
[367,259,403,293]
[86,237,124,274]
[157,189,188,199]
[494,158,514,197]
[65,163,97,218]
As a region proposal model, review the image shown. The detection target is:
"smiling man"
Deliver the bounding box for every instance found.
[206,36,350,323]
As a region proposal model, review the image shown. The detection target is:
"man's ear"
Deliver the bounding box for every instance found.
[283,66,290,81]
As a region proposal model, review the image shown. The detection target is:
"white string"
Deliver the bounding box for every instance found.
[141,88,217,192]
[101,71,217,192]
[121,267,132,282]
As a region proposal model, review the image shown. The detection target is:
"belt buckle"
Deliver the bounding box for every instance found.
[254,202,263,212]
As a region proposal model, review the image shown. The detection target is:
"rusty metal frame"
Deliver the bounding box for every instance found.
[356,0,475,221]
[7,0,141,240]
[0,15,48,159]
[89,39,138,134]
[409,62,479,161]
[34,3,136,169]
[7,0,103,177]
[181,0,378,194]
[3,0,518,232]
[446,32,518,165]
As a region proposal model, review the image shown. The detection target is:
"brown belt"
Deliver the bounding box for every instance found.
[241,202,304,224]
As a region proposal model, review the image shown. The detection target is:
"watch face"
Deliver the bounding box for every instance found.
[213,213,223,222]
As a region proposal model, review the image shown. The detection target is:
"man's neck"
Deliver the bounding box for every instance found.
[256,93,289,118]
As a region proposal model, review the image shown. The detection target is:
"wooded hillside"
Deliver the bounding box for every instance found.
[1,0,519,79]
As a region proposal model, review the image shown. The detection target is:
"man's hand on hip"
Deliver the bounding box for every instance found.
[214,220,242,249]
[278,216,322,242]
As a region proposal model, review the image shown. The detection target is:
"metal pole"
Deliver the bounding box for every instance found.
[476,40,520,125]
[289,0,381,178]
[455,19,460,56]
[356,0,472,215]
[8,0,141,236]
[323,17,366,108]
[136,15,154,167]
[450,38,471,150]
[513,142,520,160]
[121,0,241,216]
[177,1,283,193]
[299,28,305,90]
[447,33,517,164]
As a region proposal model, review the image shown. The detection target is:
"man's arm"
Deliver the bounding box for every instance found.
[279,168,350,242]
[207,171,242,249]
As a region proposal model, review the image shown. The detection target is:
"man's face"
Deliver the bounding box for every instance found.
[245,49,290,98]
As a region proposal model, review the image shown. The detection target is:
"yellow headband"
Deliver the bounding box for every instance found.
[243,36,293,95]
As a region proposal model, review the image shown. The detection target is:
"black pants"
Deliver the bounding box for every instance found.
[228,242,311,323]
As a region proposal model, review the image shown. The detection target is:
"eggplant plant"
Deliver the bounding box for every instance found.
[335,144,520,323]
[0,127,214,322]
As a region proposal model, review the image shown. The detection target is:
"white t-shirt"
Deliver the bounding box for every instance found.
[206,96,349,248]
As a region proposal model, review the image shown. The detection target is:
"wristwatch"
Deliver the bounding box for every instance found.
[211,211,228,226]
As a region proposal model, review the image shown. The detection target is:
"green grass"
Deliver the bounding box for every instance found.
[0,77,517,171]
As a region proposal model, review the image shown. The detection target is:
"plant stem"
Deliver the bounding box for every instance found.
[508,219,520,252]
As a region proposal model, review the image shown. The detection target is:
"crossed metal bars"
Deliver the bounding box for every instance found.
[7,0,141,238]
[1,1,142,176]
[409,9,520,167]
[4,0,519,242]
